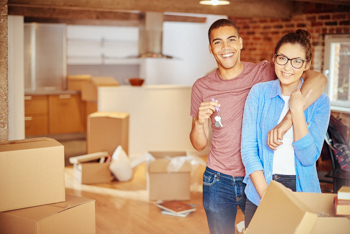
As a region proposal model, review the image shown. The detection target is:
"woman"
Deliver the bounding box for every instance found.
[241,29,330,228]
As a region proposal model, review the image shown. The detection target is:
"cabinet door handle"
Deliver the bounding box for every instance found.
[24,96,32,100]
[25,116,33,121]
[59,94,71,99]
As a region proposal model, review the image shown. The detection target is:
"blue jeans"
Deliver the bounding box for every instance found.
[203,167,246,234]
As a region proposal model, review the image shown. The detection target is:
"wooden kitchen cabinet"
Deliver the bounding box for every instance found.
[25,95,49,136]
[49,94,85,134]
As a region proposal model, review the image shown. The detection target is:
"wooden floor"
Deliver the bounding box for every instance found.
[65,160,244,234]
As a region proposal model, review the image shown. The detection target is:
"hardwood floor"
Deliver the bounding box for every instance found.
[65,159,244,234]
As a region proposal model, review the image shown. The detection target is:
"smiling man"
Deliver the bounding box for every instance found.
[189,19,327,234]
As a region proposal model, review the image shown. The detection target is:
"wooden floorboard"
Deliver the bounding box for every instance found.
[65,160,244,234]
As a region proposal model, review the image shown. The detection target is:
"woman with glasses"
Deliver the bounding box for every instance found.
[241,29,330,228]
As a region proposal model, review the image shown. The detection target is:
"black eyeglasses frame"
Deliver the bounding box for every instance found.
[274,54,307,69]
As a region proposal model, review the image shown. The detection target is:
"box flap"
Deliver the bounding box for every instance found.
[310,217,350,234]
[246,181,318,234]
[69,152,109,164]
[89,112,129,119]
[1,195,94,222]
[0,137,62,152]
[67,74,91,80]
[91,77,119,86]
[148,151,187,159]
[149,158,191,173]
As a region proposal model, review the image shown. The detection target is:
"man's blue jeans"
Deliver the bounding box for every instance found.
[203,167,246,234]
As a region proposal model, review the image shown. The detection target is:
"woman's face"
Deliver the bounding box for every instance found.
[274,43,310,87]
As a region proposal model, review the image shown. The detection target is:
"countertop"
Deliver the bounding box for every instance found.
[25,89,80,96]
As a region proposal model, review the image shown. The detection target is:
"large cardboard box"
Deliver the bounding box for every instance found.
[0,194,95,234]
[67,74,91,91]
[69,152,113,184]
[147,151,191,201]
[246,181,350,234]
[87,112,129,156]
[81,76,119,102]
[0,138,65,212]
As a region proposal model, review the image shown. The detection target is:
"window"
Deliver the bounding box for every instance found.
[324,35,350,113]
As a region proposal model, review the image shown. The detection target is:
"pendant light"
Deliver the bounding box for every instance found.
[199,0,230,5]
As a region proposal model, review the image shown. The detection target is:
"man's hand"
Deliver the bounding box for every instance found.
[195,100,220,125]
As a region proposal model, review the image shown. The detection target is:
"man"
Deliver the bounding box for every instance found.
[190,19,326,234]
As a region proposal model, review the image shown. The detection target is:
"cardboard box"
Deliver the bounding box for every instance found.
[81,76,119,102]
[87,112,129,156]
[0,194,95,234]
[69,152,113,184]
[147,151,191,201]
[67,74,91,91]
[0,138,65,212]
[246,181,350,234]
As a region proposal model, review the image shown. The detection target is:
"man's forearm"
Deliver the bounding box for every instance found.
[301,70,327,109]
[190,118,209,151]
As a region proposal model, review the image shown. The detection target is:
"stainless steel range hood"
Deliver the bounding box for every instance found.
[137,12,172,58]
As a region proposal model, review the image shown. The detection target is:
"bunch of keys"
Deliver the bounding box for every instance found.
[211,98,223,128]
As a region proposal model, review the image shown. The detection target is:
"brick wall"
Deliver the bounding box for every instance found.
[0,0,8,142]
[229,4,350,73]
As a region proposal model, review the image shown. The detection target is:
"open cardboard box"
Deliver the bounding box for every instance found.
[0,138,65,212]
[69,152,113,184]
[246,180,350,234]
[0,194,95,234]
[81,76,119,102]
[67,74,91,91]
[147,151,191,201]
[87,112,129,156]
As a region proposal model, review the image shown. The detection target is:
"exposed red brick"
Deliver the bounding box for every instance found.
[336,28,343,33]
[260,19,268,23]
[260,32,269,35]
[263,25,271,29]
[318,14,331,20]
[339,20,350,25]
[311,22,323,27]
[270,31,279,35]
[274,25,283,29]
[306,16,317,21]
[332,13,347,20]
[243,25,250,29]
[247,31,255,35]
[270,19,280,23]
[253,37,261,40]
[297,23,307,28]
[328,28,336,33]
[325,21,338,26]
[285,23,294,28]
[344,27,350,33]
[252,25,261,29]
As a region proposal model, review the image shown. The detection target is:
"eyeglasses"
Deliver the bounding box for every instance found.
[274,54,307,69]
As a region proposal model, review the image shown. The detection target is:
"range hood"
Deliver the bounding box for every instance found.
[137,12,172,58]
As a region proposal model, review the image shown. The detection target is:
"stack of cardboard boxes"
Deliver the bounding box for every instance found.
[0,138,95,234]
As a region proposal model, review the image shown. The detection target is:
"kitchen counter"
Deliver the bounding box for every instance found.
[25,89,80,96]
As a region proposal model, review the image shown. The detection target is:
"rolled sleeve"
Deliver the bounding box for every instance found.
[293,132,316,166]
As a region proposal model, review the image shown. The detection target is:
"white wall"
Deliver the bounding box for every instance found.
[8,15,25,140]
[97,85,210,157]
[141,14,226,86]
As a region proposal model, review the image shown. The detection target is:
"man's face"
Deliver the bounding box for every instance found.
[209,26,243,71]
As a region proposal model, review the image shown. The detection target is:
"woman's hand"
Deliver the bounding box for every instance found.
[289,89,312,114]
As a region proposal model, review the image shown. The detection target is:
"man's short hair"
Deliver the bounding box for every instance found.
[208,19,240,42]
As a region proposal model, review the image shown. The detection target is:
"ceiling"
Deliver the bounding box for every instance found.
[7,0,350,25]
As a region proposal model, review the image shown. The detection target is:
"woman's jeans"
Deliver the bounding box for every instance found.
[203,167,246,234]
[245,174,296,228]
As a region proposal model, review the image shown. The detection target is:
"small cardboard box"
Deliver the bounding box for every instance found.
[0,138,65,212]
[69,152,113,184]
[147,151,191,201]
[0,194,95,234]
[67,74,91,91]
[81,76,119,102]
[87,112,129,156]
[246,181,350,234]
